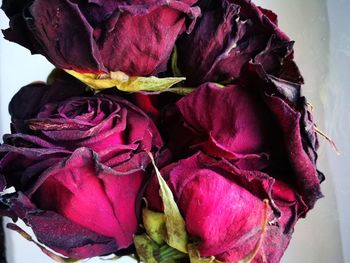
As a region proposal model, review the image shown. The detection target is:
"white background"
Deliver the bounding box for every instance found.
[1,0,349,262]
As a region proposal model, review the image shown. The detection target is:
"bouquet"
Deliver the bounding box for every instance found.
[0,0,327,262]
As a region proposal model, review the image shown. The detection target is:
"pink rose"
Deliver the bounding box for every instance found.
[0,73,163,258]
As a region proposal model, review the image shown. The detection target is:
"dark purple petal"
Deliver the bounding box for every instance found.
[177,0,294,85]
[1,0,32,17]
[2,0,200,74]
[2,12,43,55]
[9,70,91,133]
[30,0,106,72]
[2,193,117,259]
[0,142,70,191]
[246,64,322,209]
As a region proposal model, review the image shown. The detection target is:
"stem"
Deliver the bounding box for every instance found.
[156,245,187,262]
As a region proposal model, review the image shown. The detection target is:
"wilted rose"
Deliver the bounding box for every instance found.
[145,63,323,262]
[164,63,322,209]
[0,73,163,259]
[2,0,200,75]
[176,0,303,85]
[146,152,306,262]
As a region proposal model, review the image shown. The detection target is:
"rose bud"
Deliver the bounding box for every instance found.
[1,0,200,75]
[0,73,163,259]
[175,0,303,85]
[145,152,307,262]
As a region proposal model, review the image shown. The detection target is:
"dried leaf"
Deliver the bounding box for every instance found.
[134,234,159,263]
[65,70,185,94]
[142,208,167,245]
[147,153,188,253]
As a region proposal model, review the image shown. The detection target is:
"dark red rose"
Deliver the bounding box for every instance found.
[0,73,163,259]
[176,0,303,85]
[1,0,200,75]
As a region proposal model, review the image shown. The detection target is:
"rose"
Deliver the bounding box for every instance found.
[164,64,323,210]
[0,72,163,259]
[146,152,306,262]
[144,63,323,262]
[2,0,200,75]
[175,0,303,85]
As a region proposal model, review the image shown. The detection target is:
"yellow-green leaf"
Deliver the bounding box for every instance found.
[171,46,183,78]
[147,153,188,253]
[213,83,225,88]
[134,234,160,263]
[143,208,167,245]
[166,87,195,95]
[65,70,185,94]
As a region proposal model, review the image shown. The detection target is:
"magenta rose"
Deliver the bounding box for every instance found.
[0,73,163,258]
[146,152,306,262]
[144,63,322,262]
[164,64,322,209]
[175,0,303,85]
[2,0,200,75]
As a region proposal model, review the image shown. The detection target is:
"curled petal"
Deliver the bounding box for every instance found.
[1,193,117,259]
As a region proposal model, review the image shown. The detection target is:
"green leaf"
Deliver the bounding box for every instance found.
[65,70,185,94]
[147,153,188,253]
[143,208,167,245]
[134,234,187,263]
[7,223,79,263]
[134,234,160,263]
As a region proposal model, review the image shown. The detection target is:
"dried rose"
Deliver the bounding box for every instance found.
[0,73,163,259]
[146,152,306,262]
[175,0,303,85]
[144,63,323,262]
[164,64,322,209]
[2,0,200,75]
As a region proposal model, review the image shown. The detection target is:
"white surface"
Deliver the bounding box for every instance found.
[1,1,349,262]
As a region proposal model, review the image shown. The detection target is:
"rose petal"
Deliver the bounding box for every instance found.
[30,0,106,72]
[1,192,117,259]
[177,0,292,85]
[173,82,279,170]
